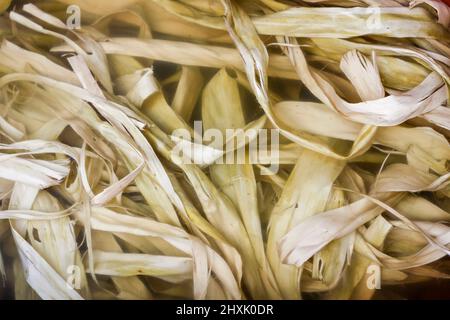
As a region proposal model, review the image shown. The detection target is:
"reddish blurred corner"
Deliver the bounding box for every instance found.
[442,0,450,7]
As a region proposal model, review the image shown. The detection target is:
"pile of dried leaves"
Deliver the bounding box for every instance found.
[0,0,449,300]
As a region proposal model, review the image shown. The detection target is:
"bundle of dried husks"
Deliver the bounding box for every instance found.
[0,0,449,300]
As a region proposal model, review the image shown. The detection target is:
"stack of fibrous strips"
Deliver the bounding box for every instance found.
[0,0,449,300]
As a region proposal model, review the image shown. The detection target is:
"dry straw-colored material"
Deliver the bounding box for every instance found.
[0,0,449,300]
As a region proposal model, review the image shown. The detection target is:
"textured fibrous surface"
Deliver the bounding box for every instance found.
[0,0,449,300]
